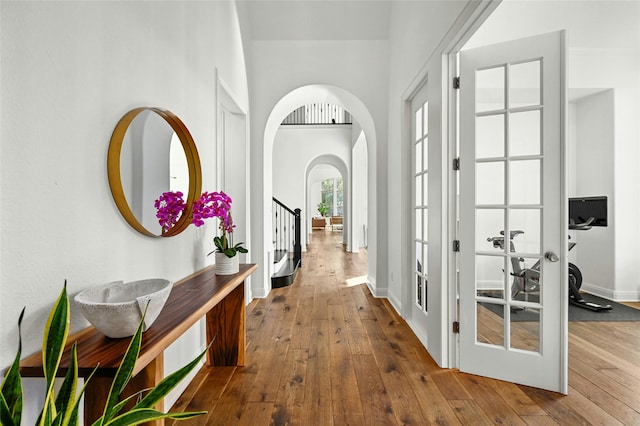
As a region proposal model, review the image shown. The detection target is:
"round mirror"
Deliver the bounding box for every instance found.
[107,107,202,237]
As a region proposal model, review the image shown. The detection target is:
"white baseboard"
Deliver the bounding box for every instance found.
[252,287,269,299]
[387,291,402,316]
[406,317,429,350]
[366,277,387,298]
[245,286,253,305]
[581,282,640,302]
[476,280,503,291]
[273,253,287,274]
[612,290,640,302]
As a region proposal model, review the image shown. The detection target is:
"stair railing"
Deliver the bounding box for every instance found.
[272,197,302,267]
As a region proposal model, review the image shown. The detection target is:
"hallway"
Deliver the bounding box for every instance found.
[169,230,640,425]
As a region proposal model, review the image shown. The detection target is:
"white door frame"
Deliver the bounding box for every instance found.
[216,69,251,302]
[403,77,431,352]
[443,0,503,370]
[402,0,567,393]
[399,0,502,369]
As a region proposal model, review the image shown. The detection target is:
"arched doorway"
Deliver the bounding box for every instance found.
[259,84,377,296]
[305,156,349,250]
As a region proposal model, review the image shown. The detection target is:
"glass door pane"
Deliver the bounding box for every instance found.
[474,62,545,355]
[414,102,429,313]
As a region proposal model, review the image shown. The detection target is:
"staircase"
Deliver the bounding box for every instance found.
[272,197,301,288]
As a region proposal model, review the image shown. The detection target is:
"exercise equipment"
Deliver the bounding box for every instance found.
[486,217,611,312]
[568,217,612,311]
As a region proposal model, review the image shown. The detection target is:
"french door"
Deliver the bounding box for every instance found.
[458,31,568,393]
[409,82,430,344]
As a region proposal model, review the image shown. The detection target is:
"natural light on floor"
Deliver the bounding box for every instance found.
[346,275,367,287]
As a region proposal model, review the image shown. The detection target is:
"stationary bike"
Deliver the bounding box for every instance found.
[567,217,612,311]
[486,217,612,312]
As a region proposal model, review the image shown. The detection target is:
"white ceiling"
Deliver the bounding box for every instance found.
[465,0,640,101]
[245,0,392,40]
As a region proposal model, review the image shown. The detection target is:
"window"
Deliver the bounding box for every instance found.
[321,178,343,216]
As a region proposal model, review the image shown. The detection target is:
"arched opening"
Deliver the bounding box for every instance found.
[261,84,376,295]
[305,157,349,248]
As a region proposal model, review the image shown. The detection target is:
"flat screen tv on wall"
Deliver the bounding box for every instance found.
[569,196,608,227]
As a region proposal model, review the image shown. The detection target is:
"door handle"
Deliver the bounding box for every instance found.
[545,252,559,262]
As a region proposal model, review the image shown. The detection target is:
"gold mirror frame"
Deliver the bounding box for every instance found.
[107,107,202,237]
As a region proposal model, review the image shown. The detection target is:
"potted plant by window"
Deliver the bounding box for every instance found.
[317,202,329,217]
[155,190,248,275]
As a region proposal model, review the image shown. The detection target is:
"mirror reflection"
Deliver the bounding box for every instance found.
[120,111,190,234]
[108,107,201,237]
[170,133,189,195]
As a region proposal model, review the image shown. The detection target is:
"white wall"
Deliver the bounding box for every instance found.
[273,126,351,211]
[570,90,615,295]
[1,0,249,418]
[220,108,250,278]
[352,129,369,250]
[244,38,390,298]
[465,0,640,300]
[273,125,351,249]
[385,1,472,366]
[386,1,470,310]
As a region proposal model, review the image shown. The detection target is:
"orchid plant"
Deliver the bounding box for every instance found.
[154,191,186,234]
[155,190,248,258]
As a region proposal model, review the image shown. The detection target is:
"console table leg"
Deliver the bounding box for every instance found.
[84,353,164,426]
[84,376,112,425]
[206,282,245,366]
[126,353,164,425]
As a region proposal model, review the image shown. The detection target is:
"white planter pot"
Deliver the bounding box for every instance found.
[215,252,239,275]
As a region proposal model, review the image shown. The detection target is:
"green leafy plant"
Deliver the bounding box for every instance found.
[211,229,249,259]
[0,282,207,426]
[208,210,248,258]
[317,202,329,217]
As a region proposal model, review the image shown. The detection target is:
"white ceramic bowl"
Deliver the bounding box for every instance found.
[74,279,172,338]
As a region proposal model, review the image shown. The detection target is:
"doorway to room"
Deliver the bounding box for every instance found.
[263,85,377,297]
[456,31,567,393]
[399,0,569,393]
[445,0,639,393]
[461,0,639,313]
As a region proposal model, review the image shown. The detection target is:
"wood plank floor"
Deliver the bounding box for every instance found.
[169,230,640,425]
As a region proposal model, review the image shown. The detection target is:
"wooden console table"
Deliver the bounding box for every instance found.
[20,263,257,425]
